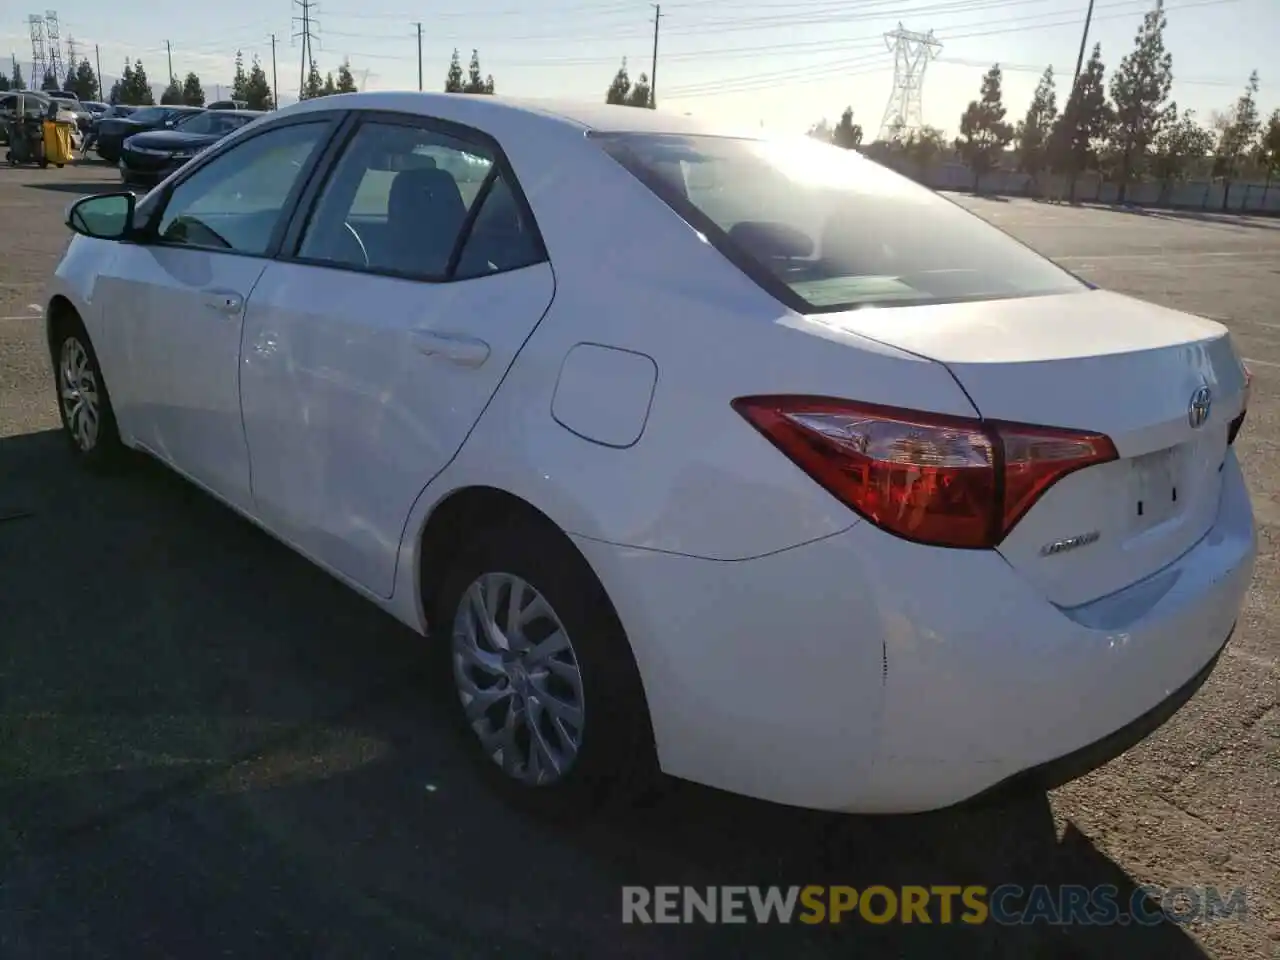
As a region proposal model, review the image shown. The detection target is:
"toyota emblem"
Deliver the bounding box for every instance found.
[1188,386,1212,429]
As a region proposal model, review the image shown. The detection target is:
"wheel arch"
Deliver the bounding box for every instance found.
[45,293,83,355]
[416,485,611,636]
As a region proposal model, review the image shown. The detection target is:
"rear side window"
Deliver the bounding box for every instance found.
[593,133,1084,313]
[296,119,543,281]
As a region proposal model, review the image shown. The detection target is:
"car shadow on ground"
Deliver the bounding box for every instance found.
[0,428,1214,958]
[19,179,124,196]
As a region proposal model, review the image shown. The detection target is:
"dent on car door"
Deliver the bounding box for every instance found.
[96,118,334,510]
[240,116,554,596]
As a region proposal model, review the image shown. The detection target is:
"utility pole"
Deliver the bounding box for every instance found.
[165,40,174,83]
[1071,0,1096,87]
[271,34,279,108]
[649,4,661,108]
[415,22,422,91]
[293,0,319,100]
[94,43,101,97]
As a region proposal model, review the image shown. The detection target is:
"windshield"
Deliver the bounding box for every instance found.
[129,107,169,124]
[594,133,1084,312]
[175,112,254,136]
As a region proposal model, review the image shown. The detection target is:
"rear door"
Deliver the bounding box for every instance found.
[239,112,553,596]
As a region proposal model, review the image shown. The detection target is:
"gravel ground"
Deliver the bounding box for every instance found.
[0,165,1276,959]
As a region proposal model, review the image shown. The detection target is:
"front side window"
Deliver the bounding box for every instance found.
[297,121,495,278]
[595,133,1084,312]
[156,121,328,255]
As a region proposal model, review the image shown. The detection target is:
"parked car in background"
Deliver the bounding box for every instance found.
[208,99,249,110]
[51,96,94,133]
[83,101,109,117]
[118,109,264,186]
[94,104,204,163]
[0,90,48,143]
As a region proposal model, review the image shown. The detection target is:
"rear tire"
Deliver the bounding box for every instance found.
[432,517,657,821]
[50,313,125,472]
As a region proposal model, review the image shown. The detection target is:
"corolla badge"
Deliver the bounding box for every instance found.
[1040,530,1100,557]
[1188,386,1212,429]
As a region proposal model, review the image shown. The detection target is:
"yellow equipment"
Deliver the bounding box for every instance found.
[41,119,76,168]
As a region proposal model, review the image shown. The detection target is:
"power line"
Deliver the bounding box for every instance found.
[294,0,320,97]
[661,0,1243,98]
[878,23,941,139]
[46,10,66,87]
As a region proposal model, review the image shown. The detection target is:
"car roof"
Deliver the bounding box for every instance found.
[216,109,265,118]
[281,91,760,139]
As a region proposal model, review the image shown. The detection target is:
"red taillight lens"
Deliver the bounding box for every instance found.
[732,396,1117,549]
[1228,367,1251,445]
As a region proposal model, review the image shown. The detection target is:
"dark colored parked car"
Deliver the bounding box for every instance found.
[207,99,248,110]
[94,104,205,163]
[118,109,263,186]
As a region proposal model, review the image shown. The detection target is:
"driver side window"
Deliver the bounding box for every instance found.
[155,121,329,256]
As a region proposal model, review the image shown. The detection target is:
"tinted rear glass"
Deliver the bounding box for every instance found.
[129,107,168,124]
[594,133,1084,312]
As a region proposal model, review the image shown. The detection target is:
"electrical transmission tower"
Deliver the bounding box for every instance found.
[876,23,941,141]
[66,34,78,72]
[44,10,65,87]
[28,14,48,89]
[293,0,320,99]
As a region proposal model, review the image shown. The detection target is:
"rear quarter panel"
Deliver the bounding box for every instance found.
[392,123,981,582]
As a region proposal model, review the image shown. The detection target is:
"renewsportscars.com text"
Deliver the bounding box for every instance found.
[621,884,1248,926]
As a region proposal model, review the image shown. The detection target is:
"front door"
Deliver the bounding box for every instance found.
[97,119,335,510]
[240,115,554,595]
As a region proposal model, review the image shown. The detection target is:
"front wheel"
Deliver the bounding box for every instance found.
[434,519,657,820]
[52,319,125,471]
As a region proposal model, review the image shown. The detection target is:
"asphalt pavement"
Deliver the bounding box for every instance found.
[0,165,1276,959]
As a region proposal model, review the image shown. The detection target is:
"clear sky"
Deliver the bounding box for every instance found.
[3,0,1276,139]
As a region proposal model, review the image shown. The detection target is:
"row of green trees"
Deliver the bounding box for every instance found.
[809,6,1280,209]
[445,49,495,94]
[927,4,1276,206]
[301,58,358,101]
[0,60,100,97]
[605,59,653,108]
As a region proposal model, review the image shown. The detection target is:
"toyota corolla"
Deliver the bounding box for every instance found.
[45,92,1255,816]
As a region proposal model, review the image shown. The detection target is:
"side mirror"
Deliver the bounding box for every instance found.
[66,192,137,241]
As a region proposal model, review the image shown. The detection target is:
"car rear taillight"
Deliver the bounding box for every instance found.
[732,396,1118,549]
[1228,367,1251,445]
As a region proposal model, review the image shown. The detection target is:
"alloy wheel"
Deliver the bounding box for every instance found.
[451,572,586,786]
[59,335,100,452]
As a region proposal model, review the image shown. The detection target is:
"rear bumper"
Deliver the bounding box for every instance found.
[970,628,1228,801]
[118,155,178,184]
[573,450,1255,813]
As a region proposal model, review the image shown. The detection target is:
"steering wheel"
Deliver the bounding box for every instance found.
[343,221,370,267]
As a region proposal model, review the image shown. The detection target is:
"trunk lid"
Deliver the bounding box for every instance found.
[809,289,1249,607]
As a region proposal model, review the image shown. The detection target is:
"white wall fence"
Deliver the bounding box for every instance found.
[903,161,1280,214]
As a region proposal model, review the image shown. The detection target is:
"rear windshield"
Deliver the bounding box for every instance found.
[593,133,1084,313]
[177,112,254,136]
[129,107,169,124]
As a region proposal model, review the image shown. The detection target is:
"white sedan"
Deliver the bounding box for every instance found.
[46,92,1256,815]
